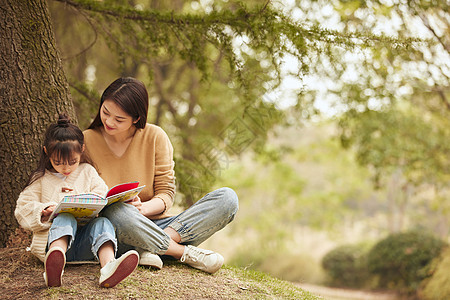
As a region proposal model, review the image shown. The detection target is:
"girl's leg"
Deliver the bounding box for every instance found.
[49,236,69,252]
[48,212,78,251]
[98,241,115,267]
[67,216,139,288]
[45,213,77,287]
[66,216,116,262]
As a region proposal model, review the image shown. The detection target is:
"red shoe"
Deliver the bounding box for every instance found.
[43,246,66,287]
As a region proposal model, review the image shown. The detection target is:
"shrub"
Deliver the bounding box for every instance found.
[367,230,447,294]
[420,247,450,300]
[321,244,371,288]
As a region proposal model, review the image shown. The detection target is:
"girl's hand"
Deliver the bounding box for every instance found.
[41,205,55,222]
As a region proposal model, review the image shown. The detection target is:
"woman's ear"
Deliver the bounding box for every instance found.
[133,117,140,124]
[43,146,47,155]
[82,144,86,152]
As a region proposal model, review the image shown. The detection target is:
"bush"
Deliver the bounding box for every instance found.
[420,247,450,300]
[321,244,371,288]
[367,230,447,294]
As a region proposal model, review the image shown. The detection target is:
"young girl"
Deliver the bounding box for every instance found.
[15,113,139,288]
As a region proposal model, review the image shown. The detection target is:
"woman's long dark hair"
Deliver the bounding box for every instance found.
[26,113,92,186]
[88,77,149,130]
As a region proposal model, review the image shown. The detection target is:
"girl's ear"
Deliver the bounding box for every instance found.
[43,146,47,155]
[133,117,140,124]
[82,144,86,152]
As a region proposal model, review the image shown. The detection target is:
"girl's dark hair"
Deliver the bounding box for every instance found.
[88,77,148,129]
[27,113,91,186]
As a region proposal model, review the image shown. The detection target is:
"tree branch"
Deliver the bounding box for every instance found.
[61,8,98,61]
[53,0,420,50]
[68,80,98,104]
[417,12,450,54]
[54,0,256,26]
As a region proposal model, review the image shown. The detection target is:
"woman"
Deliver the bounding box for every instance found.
[84,77,239,274]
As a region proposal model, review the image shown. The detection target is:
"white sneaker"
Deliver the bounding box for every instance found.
[99,250,139,288]
[136,248,163,270]
[43,246,66,287]
[180,245,224,274]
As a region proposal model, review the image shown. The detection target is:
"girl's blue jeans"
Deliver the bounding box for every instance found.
[47,213,117,262]
[100,187,239,255]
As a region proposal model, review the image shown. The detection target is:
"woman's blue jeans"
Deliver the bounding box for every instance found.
[47,213,117,262]
[101,187,239,255]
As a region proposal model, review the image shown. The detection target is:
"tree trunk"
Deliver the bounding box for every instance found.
[0,0,74,247]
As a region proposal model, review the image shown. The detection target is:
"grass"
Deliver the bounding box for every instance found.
[0,246,322,300]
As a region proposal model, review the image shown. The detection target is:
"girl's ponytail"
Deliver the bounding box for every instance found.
[56,113,71,128]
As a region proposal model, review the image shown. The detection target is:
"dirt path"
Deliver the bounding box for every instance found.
[296,283,399,300]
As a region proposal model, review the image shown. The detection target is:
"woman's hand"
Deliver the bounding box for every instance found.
[41,205,55,223]
[127,195,144,213]
[127,196,165,217]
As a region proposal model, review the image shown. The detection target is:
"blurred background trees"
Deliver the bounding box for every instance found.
[48,0,423,206]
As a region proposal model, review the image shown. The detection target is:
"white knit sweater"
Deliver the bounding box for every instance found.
[15,163,108,262]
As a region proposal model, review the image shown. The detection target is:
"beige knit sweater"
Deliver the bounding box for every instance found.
[14,163,108,262]
[84,124,176,219]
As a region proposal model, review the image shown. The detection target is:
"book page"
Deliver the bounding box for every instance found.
[49,193,107,224]
[106,185,145,205]
[106,182,140,198]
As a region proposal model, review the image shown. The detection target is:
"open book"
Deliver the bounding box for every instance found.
[49,182,145,224]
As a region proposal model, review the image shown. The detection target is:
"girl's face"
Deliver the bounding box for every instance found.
[49,152,82,177]
[100,100,138,137]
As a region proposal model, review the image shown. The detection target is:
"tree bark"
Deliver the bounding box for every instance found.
[0,0,74,247]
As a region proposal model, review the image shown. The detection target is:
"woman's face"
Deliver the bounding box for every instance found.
[100,100,137,137]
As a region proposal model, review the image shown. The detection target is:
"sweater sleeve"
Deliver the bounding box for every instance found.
[15,180,55,233]
[152,128,176,213]
[86,164,109,196]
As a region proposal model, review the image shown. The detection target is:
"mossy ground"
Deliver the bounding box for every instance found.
[0,246,321,300]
